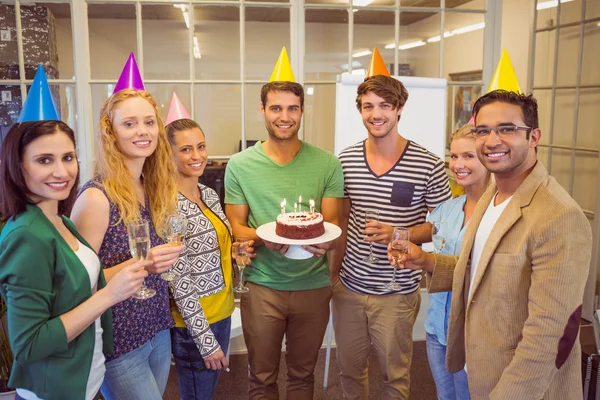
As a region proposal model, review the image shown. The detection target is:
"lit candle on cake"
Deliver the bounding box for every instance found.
[298,196,302,211]
[294,202,298,213]
[281,199,286,215]
[309,199,315,213]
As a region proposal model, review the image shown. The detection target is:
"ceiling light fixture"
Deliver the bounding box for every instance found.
[352,50,373,58]
[398,40,426,50]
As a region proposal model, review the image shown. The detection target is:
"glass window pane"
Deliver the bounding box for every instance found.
[91,83,115,144]
[304,83,336,153]
[581,22,600,86]
[195,6,240,81]
[537,145,550,168]
[549,147,571,192]
[1,1,20,79]
[533,30,555,87]
[25,82,77,130]
[0,84,22,129]
[395,12,441,78]
[244,83,268,144]
[556,26,580,87]
[551,89,576,146]
[88,4,137,80]
[445,0,484,11]
[586,0,600,20]
[573,151,598,212]
[245,8,290,81]
[443,12,484,79]
[143,83,191,123]
[142,5,189,80]
[532,88,552,146]
[305,9,348,81]
[194,84,241,157]
[18,3,73,81]
[248,0,289,3]
[576,88,600,150]
[354,10,394,76]
[559,0,583,25]
[536,4,557,30]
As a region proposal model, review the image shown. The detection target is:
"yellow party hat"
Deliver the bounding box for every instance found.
[269,46,296,82]
[487,48,521,93]
[366,47,391,78]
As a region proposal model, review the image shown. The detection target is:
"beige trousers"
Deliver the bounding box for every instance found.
[331,280,421,400]
[241,282,332,400]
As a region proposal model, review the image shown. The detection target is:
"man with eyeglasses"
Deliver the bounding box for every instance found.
[390,90,592,399]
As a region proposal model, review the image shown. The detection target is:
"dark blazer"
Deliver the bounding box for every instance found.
[0,204,113,400]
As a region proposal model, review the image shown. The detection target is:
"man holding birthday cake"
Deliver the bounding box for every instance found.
[224,47,344,399]
[331,48,452,399]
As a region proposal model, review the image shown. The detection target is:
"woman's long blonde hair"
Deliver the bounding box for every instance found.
[95,89,177,236]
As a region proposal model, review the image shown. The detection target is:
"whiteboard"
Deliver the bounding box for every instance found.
[334,75,448,160]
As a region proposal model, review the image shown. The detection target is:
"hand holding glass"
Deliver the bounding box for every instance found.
[233,237,250,293]
[363,210,380,264]
[126,220,156,300]
[160,214,188,282]
[431,221,447,254]
[383,227,410,291]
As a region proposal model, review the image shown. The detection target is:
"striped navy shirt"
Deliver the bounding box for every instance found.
[339,140,452,295]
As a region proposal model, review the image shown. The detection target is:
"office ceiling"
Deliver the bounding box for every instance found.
[43,0,474,25]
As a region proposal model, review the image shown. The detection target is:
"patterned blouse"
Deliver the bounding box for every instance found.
[80,180,174,360]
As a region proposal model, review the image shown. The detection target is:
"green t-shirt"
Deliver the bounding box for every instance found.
[225,141,344,291]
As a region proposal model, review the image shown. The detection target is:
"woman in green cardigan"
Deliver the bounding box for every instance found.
[0,120,149,400]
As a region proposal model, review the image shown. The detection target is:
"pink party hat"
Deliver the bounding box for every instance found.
[113,52,144,94]
[468,114,475,125]
[165,92,191,126]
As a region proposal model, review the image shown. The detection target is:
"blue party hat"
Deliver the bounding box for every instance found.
[17,65,60,123]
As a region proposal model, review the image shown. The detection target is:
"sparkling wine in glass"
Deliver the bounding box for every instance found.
[431,221,447,254]
[160,214,188,282]
[362,210,380,264]
[127,220,156,300]
[233,236,250,293]
[383,227,410,291]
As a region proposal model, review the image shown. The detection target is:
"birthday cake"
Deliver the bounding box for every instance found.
[276,212,325,240]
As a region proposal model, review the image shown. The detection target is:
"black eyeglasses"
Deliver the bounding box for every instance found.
[471,125,532,137]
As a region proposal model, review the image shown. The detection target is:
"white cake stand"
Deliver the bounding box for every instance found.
[256,221,342,260]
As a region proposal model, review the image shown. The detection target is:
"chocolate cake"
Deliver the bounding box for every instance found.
[275,212,325,240]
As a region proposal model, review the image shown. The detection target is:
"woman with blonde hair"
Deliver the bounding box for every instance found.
[391,124,490,399]
[71,89,182,400]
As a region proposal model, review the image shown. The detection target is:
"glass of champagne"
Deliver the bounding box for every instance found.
[431,221,447,254]
[362,209,380,264]
[160,214,188,282]
[233,236,250,293]
[383,227,410,291]
[126,220,156,300]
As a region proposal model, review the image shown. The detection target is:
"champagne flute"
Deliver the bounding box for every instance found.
[383,227,410,291]
[362,210,380,264]
[233,236,250,293]
[431,221,447,254]
[160,214,188,282]
[127,220,156,300]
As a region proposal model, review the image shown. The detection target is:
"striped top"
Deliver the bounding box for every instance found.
[339,140,451,295]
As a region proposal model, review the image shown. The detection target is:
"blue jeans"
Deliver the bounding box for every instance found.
[426,332,470,400]
[171,316,231,400]
[100,328,171,400]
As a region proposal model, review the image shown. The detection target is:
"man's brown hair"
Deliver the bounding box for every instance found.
[260,81,305,108]
[356,75,409,112]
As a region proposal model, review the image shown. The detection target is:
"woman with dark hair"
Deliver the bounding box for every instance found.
[0,120,149,400]
[165,112,237,400]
